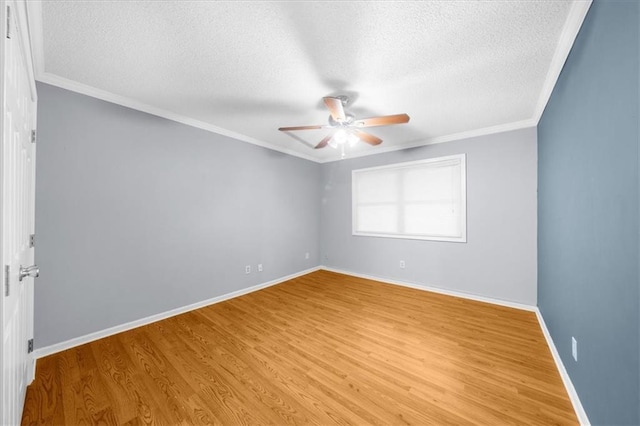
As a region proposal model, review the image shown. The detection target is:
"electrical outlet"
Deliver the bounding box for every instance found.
[399,260,405,269]
[305,252,310,260]
[572,337,578,361]
[245,265,251,274]
[258,264,263,272]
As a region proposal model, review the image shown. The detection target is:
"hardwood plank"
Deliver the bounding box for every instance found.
[22,270,578,425]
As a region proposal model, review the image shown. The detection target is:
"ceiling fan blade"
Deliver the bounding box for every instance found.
[354,130,382,146]
[354,113,410,128]
[315,134,333,149]
[323,97,346,122]
[278,124,325,131]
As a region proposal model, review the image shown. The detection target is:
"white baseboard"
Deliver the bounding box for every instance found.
[320,266,537,312]
[33,266,320,359]
[535,309,590,426]
[27,357,36,385]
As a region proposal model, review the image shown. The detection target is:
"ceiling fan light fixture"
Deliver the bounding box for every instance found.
[334,129,348,144]
[329,129,359,149]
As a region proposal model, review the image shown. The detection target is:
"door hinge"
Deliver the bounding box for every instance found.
[29,233,35,248]
[4,265,9,296]
[27,339,34,354]
[31,130,36,144]
[6,5,11,39]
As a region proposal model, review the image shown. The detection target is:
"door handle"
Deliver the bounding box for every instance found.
[19,265,39,281]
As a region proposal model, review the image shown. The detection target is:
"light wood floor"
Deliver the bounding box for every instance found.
[22,270,577,425]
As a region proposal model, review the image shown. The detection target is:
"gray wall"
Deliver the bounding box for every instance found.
[35,83,321,348]
[537,0,639,424]
[320,128,538,306]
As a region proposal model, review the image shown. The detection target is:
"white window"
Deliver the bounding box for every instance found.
[352,154,466,242]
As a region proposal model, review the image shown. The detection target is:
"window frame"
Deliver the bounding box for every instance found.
[351,154,467,243]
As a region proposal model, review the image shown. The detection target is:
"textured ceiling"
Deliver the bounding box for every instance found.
[31,1,588,162]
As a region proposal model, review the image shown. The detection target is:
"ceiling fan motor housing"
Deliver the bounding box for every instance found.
[328,113,355,127]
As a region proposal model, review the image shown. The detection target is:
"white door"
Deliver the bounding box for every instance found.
[1,0,37,424]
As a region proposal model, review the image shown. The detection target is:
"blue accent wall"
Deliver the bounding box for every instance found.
[538,1,639,425]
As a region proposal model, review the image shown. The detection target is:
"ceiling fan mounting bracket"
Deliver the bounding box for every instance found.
[334,95,349,106]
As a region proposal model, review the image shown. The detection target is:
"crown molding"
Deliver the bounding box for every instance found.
[533,0,592,123]
[37,71,538,165]
[318,119,537,163]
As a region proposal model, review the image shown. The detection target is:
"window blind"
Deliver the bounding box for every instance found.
[352,154,466,242]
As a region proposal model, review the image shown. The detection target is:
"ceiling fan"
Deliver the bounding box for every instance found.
[278,96,410,151]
